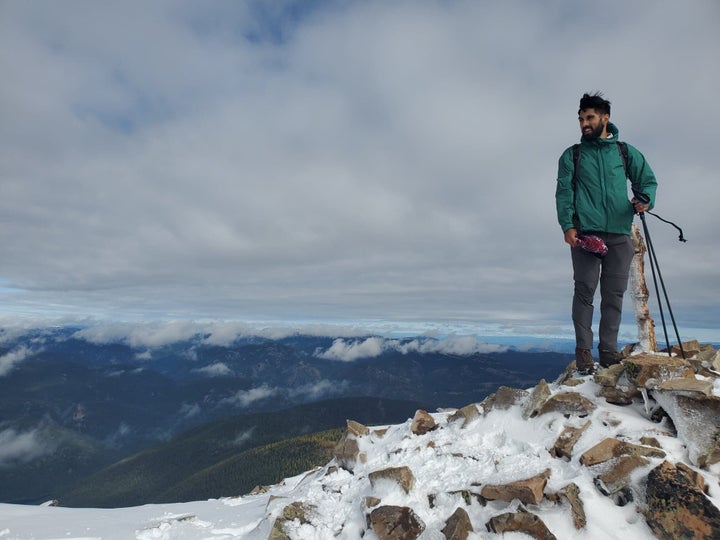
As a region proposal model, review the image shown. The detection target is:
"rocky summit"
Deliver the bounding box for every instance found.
[255,341,720,539]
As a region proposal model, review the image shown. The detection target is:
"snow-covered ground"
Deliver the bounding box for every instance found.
[2,369,719,539]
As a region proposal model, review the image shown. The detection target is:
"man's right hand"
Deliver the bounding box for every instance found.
[564,228,579,247]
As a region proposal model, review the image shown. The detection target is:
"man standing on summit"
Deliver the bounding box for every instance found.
[556,92,658,374]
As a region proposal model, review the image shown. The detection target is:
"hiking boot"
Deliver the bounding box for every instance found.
[599,350,625,368]
[575,348,596,375]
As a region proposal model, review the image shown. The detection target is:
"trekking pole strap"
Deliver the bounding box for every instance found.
[646,211,687,242]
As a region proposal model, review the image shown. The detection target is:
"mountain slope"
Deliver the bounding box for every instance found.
[59,396,421,507]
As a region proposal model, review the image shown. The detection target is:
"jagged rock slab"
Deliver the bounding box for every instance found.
[594,455,650,496]
[369,466,415,494]
[369,505,425,540]
[481,386,529,415]
[536,391,597,417]
[481,469,550,505]
[441,507,473,540]
[486,509,557,540]
[523,379,552,419]
[623,354,695,387]
[551,420,590,459]
[579,437,665,467]
[644,460,720,539]
[651,392,720,467]
[411,409,437,435]
[448,403,481,427]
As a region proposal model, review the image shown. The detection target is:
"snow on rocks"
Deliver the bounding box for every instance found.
[263,343,720,539]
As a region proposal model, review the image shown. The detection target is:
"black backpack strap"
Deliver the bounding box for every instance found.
[572,144,581,180]
[571,143,581,194]
[616,141,629,179]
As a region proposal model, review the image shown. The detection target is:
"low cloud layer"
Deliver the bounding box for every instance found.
[0,428,53,467]
[0,346,33,376]
[194,362,233,377]
[70,320,371,348]
[222,385,278,408]
[315,336,508,361]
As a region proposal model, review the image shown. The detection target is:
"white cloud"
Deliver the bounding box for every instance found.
[288,379,349,400]
[316,337,385,362]
[72,321,203,348]
[397,336,508,356]
[69,320,370,348]
[194,362,232,377]
[179,403,201,419]
[0,346,32,376]
[232,427,257,448]
[315,336,508,361]
[0,428,52,466]
[222,385,278,408]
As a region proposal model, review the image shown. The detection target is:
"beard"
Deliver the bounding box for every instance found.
[583,123,605,140]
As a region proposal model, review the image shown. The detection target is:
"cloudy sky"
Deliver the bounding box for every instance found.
[1,0,718,339]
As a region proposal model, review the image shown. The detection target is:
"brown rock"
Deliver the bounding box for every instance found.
[482,386,529,415]
[411,409,437,435]
[711,350,720,372]
[594,363,626,387]
[346,419,370,436]
[670,339,703,358]
[523,379,552,419]
[651,393,720,468]
[269,502,316,539]
[656,377,714,396]
[282,501,314,524]
[364,496,381,509]
[332,430,360,472]
[594,455,650,495]
[686,347,719,375]
[559,483,586,529]
[486,509,557,540]
[369,505,425,540]
[448,403,481,427]
[268,518,291,540]
[579,437,665,467]
[640,436,662,448]
[441,507,474,540]
[551,420,591,459]
[676,462,708,494]
[623,353,694,387]
[369,466,415,494]
[598,385,640,405]
[643,461,720,539]
[555,362,577,385]
[481,469,550,505]
[536,391,597,417]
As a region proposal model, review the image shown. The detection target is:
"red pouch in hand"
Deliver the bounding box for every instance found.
[577,235,608,257]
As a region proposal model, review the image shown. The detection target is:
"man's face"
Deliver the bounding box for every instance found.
[578,108,609,139]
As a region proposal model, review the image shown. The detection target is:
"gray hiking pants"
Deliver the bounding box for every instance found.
[571,233,634,352]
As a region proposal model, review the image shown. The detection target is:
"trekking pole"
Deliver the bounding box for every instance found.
[633,191,685,359]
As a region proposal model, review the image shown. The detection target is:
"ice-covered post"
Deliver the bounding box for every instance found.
[629,224,657,352]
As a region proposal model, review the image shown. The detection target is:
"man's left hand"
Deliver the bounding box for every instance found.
[632,198,649,214]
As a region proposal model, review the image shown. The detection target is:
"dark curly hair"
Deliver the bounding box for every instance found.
[578,92,611,115]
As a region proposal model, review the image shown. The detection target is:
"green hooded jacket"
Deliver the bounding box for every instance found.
[555,122,658,235]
